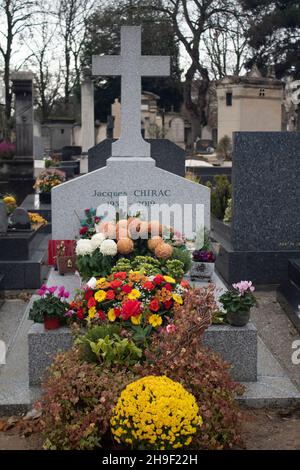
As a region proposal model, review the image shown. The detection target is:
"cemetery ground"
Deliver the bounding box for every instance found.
[0,289,299,450]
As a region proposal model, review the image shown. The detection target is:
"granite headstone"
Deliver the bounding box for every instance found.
[10,207,31,231]
[0,201,8,233]
[88,138,186,176]
[215,132,300,285]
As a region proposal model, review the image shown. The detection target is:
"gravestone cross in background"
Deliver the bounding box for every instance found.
[92,26,170,158]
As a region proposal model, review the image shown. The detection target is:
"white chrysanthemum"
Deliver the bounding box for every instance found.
[90,233,105,250]
[100,239,118,256]
[76,239,94,256]
[86,277,97,289]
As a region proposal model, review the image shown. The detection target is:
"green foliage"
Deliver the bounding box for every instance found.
[216,135,232,161]
[77,325,142,367]
[206,175,232,220]
[172,247,192,273]
[223,198,232,224]
[76,250,116,280]
[29,295,68,323]
[241,0,300,78]
[111,255,186,280]
[219,290,256,314]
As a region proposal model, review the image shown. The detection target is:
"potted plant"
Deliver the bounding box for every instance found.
[219,281,257,327]
[190,230,216,281]
[29,285,70,330]
[33,169,66,203]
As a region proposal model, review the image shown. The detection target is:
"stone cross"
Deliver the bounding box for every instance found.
[92,26,170,158]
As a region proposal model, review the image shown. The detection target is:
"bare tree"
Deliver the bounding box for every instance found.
[25,4,62,120]
[56,0,97,112]
[0,0,36,133]
[151,0,240,141]
[202,11,249,79]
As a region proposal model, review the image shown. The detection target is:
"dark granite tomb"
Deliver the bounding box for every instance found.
[277,260,300,332]
[214,132,300,286]
[88,138,186,177]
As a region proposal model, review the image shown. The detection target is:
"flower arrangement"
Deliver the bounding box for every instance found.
[1,195,17,215]
[67,271,189,339]
[219,280,257,326]
[0,141,16,160]
[79,208,101,238]
[192,250,216,263]
[29,285,70,329]
[34,169,65,194]
[43,156,59,169]
[111,375,202,450]
[75,214,191,280]
[28,212,47,227]
[112,256,185,281]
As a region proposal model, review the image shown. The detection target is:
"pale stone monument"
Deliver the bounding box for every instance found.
[52,26,210,240]
[216,65,283,142]
[81,77,95,153]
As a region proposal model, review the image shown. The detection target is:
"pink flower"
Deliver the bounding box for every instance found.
[37,284,47,296]
[47,286,57,295]
[232,280,255,296]
[166,324,176,334]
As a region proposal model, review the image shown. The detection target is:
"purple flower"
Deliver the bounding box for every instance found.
[193,250,216,263]
[64,310,74,318]
[37,284,47,296]
[63,291,70,299]
[232,280,255,296]
[47,286,57,295]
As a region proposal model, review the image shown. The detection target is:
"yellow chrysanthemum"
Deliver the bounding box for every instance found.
[3,196,16,204]
[94,290,107,302]
[128,289,141,300]
[108,308,116,322]
[131,314,142,325]
[88,307,96,318]
[172,293,183,305]
[148,314,163,328]
[96,278,106,287]
[111,376,201,450]
[163,275,176,284]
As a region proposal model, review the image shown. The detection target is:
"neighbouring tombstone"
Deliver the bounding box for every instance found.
[0,201,8,233]
[195,139,214,154]
[10,207,31,231]
[52,26,210,240]
[11,72,34,157]
[170,117,185,148]
[215,132,300,285]
[88,138,186,176]
[61,146,82,161]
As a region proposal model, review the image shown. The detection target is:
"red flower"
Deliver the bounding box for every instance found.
[85,290,94,300]
[121,284,132,294]
[121,300,141,320]
[97,310,106,321]
[87,297,96,308]
[163,299,173,310]
[149,298,160,312]
[94,217,101,224]
[114,272,127,280]
[110,279,123,290]
[153,274,164,285]
[143,281,155,291]
[164,283,173,292]
[77,309,84,320]
[106,289,115,300]
[181,280,190,289]
[114,308,122,318]
[80,226,88,235]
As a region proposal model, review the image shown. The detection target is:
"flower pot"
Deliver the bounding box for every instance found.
[44,316,60,330]
[227,310,250,327]
[190,261,215,281]
[39,192,51,204]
